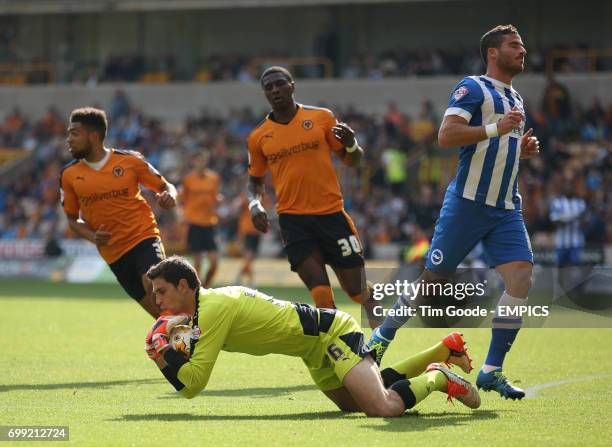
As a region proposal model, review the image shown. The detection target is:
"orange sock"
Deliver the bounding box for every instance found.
[310,285,335,308]
[349,293,363,304]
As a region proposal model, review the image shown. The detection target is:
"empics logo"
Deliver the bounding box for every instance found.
[430,249,444,265]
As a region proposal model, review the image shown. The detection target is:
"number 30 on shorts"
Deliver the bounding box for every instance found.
[337,236,362,256]
[152,239,165,258]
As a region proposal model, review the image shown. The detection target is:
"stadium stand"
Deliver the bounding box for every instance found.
[1,0,610,84]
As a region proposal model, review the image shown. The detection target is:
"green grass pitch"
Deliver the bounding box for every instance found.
[2,280,611,446]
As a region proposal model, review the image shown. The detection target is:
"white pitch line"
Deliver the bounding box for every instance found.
[525,374,612,398]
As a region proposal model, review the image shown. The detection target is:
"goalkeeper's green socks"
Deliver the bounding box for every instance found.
[380,342,449,387]
[388,370,448,409]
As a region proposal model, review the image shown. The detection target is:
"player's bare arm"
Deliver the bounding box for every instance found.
[332,122,364,167]
[247,175,269,233]
[438,106,524,148]
[65,213,111,246]
[156,182,178,209]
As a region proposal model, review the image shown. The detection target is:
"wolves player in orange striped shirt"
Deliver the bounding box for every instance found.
[60,107,177,317]
[247,67,375,325]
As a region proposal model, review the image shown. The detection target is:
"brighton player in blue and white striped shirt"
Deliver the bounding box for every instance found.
[368,25,540,400]
[550,184,586,267]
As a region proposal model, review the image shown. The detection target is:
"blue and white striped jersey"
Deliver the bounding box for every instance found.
[444,75,525,210]
[549,196,586,249]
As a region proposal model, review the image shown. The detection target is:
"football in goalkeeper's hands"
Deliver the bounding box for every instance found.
[169,325,195,358]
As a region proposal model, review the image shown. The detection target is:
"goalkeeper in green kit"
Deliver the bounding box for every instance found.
[144,256,480,417]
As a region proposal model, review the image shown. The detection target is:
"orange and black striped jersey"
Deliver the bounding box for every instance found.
[247,104,345,215]
[181,170,220,227]
[59,148,168,264]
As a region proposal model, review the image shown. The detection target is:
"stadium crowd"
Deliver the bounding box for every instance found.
[98,45,594,83]
[1,39,607,84]
[0,81,610,260]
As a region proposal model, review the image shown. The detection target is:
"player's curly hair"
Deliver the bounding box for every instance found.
[480,24,519,66]
[70,107,108,140]
[146,256,202,290]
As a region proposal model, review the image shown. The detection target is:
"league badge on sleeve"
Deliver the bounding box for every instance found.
[453,86,469,101]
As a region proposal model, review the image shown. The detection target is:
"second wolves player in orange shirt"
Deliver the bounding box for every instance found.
[60,107,177,318]
[234,192,264,287]
[247,67,375,325]
[180,152,221,287]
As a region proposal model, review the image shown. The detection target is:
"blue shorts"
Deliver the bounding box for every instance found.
[426,192,533,274]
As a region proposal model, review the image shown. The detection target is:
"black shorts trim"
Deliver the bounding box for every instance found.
[109,237,165,301]
[293,303,337,336]
[339,332,370,357]
[279,211,364,272]
[319,309,335,333]
[187,224,218,252]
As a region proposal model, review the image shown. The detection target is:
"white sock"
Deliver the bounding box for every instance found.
[482,364,501,373]
[497,291,527,309]
[492,291,527,329]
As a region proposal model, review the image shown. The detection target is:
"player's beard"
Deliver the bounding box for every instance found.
[499,53,524,77]
[70,143,92,160]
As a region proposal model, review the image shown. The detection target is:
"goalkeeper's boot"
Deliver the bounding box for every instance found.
[476,369,525,400]
[367,327,392,366]
[426,363,481,409]
[442,332,473,373]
